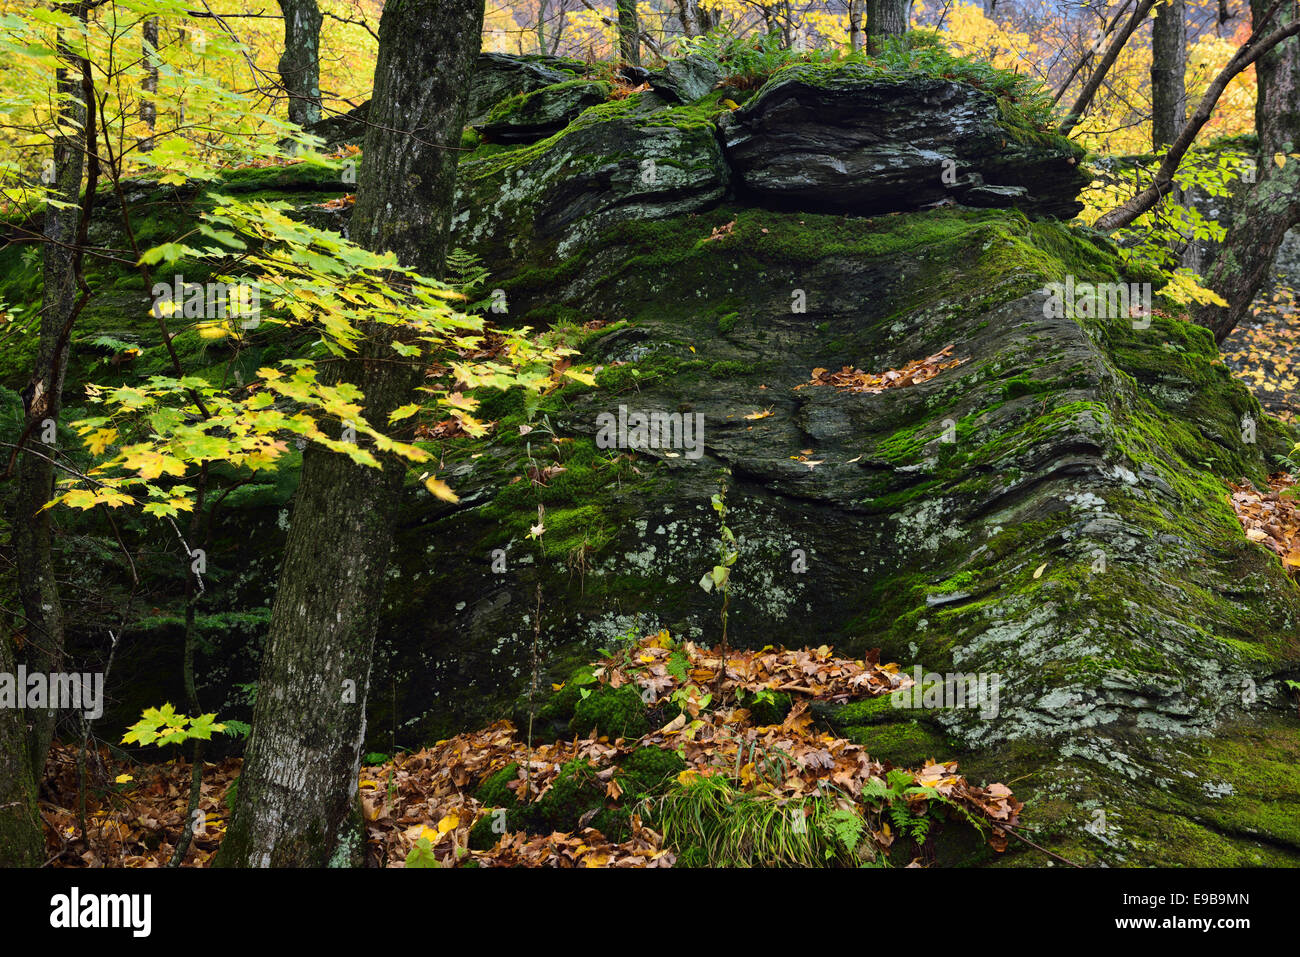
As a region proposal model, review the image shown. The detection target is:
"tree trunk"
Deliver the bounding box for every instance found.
[277,0,323,127]
[13,12,90,782]
[140,16,158,152]
[1058,0,1158,136]
[866,0,909,53]
[677,0,700,38]
[1194,0,1300,343]
[2,3,93,866]
[0,629,42,865]
[1151,0,1187,148]
[617,0,641,66]
[849,0,864,52]
[214,0,484,868]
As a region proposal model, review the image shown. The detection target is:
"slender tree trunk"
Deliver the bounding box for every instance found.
[2,2,93,866]
[677,0,700,37]
[1095,5,1300,230]
[140,16,158,152]
[1151,0,1187,148]
[214,0,484,868]
[866,0,909,53]
[617,0,641,65]
[277,0,323,127]
[1058,0,1158,136]
[13,11,90,782]
[849,0,864,52]
[1194,0,1300,342]
[537,0,548,53]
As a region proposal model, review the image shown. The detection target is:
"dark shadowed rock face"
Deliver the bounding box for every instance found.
[718,68,1088,219]
[374,204,1300,866]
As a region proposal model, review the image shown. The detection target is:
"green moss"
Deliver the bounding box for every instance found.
[841,720,952,767]
[482,79,612,127]
[619,745,687,797]
[474,761,522,808]
[569,682,650,741]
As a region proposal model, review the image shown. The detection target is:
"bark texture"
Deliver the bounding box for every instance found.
[140,16,158,151]
[1151,0,1187,147]
[677,0,701,37]
[617,0,640,66]
[214,0,484,868]
[0,630,42,865]
[278,0,323,127]
[1194,0,1300,342]
[2,6,92,866]
[866,0,909,52]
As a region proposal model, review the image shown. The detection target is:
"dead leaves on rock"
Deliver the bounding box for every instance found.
[804,345,963,395]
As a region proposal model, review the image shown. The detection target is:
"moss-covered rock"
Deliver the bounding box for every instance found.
[569,682,650,741]
[477,80,613,143]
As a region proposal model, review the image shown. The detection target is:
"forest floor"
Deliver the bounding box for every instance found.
[34,636,1023,868]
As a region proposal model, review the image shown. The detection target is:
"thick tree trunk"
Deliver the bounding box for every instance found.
[277,0,323,127]
[617,0,641,66]
[214,0,484,868]
[0,630,42,865]
[1194,0,1300,342]
[866,0,909,53]
[1151,0,1187,148]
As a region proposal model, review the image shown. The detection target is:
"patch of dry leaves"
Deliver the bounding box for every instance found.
[39,634,1021,868]
[1228,472,1300,570]
[801,344,964,394]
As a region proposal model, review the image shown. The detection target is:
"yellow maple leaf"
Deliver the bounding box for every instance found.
[424,476,459,503]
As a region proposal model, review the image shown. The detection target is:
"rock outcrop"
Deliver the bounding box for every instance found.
[718,66,1087,218]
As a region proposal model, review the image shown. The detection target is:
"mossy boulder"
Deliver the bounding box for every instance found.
[8,50,1300,866]
[451,90,730,266]
[468,52,589,125]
